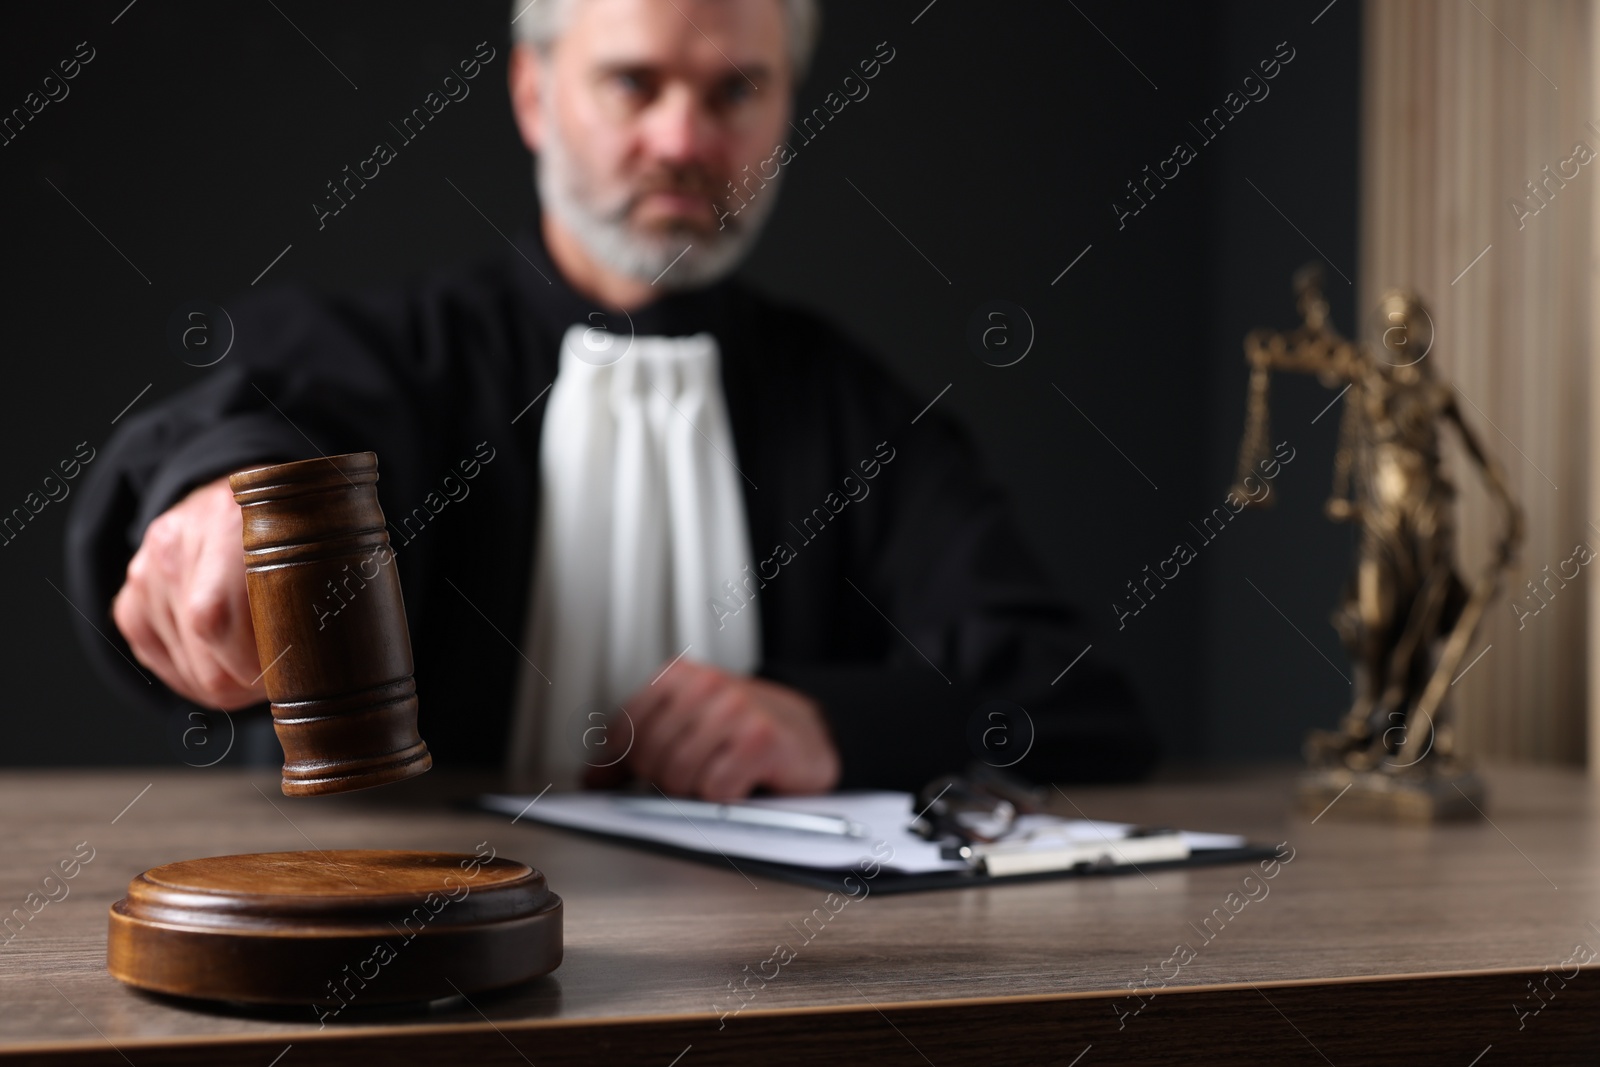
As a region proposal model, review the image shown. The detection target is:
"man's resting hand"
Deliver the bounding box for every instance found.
[112,477,266,709]
[589,660,841,800]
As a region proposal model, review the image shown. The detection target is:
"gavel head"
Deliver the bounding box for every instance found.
[228,452,431,796]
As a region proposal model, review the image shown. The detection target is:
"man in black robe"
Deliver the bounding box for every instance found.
[64,0,1158,795]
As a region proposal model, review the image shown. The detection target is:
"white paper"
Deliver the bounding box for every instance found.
[482,790,1247,875]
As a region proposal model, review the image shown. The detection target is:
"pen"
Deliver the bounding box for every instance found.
[615,797,868,838]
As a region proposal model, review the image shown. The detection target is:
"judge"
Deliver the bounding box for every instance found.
[65,0,1158,798]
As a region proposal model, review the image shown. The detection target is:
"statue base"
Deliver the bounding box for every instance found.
[1296,766,1487,823]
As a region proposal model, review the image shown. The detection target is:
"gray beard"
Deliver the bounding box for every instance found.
[534,104,782,290]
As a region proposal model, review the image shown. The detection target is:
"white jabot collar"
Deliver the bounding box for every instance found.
[508,324,760,788]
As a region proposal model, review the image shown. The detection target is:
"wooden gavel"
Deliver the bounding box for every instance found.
[229,452,431,795]
[109,454,562,1008]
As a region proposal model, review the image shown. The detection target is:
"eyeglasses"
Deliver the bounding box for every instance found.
[909,766,1044,847]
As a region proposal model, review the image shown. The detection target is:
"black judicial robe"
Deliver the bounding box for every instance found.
[65,228,1159,790]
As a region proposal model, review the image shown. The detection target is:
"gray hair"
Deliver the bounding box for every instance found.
[510,0,820,81]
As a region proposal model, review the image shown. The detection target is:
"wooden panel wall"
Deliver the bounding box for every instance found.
[1361,0,1593,764]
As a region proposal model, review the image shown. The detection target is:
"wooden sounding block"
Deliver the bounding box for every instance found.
[229,452,432,796]
[107,850,563,1006]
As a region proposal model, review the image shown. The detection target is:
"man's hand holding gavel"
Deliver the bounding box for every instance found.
[112,477,266,710]
[111,479,841,799]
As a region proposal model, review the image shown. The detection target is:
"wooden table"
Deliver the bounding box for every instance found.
[1,765,1596,1065]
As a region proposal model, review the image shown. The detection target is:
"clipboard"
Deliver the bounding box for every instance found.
[479,790,1279,895]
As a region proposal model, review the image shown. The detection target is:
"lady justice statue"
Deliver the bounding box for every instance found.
[1232,265,1522,820]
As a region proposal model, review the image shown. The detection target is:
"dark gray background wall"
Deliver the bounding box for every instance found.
[0,0,1359,767]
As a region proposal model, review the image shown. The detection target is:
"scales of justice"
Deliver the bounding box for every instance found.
[1231,264,1523,822]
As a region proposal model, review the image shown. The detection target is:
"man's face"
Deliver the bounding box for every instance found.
[516,0,794,286]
